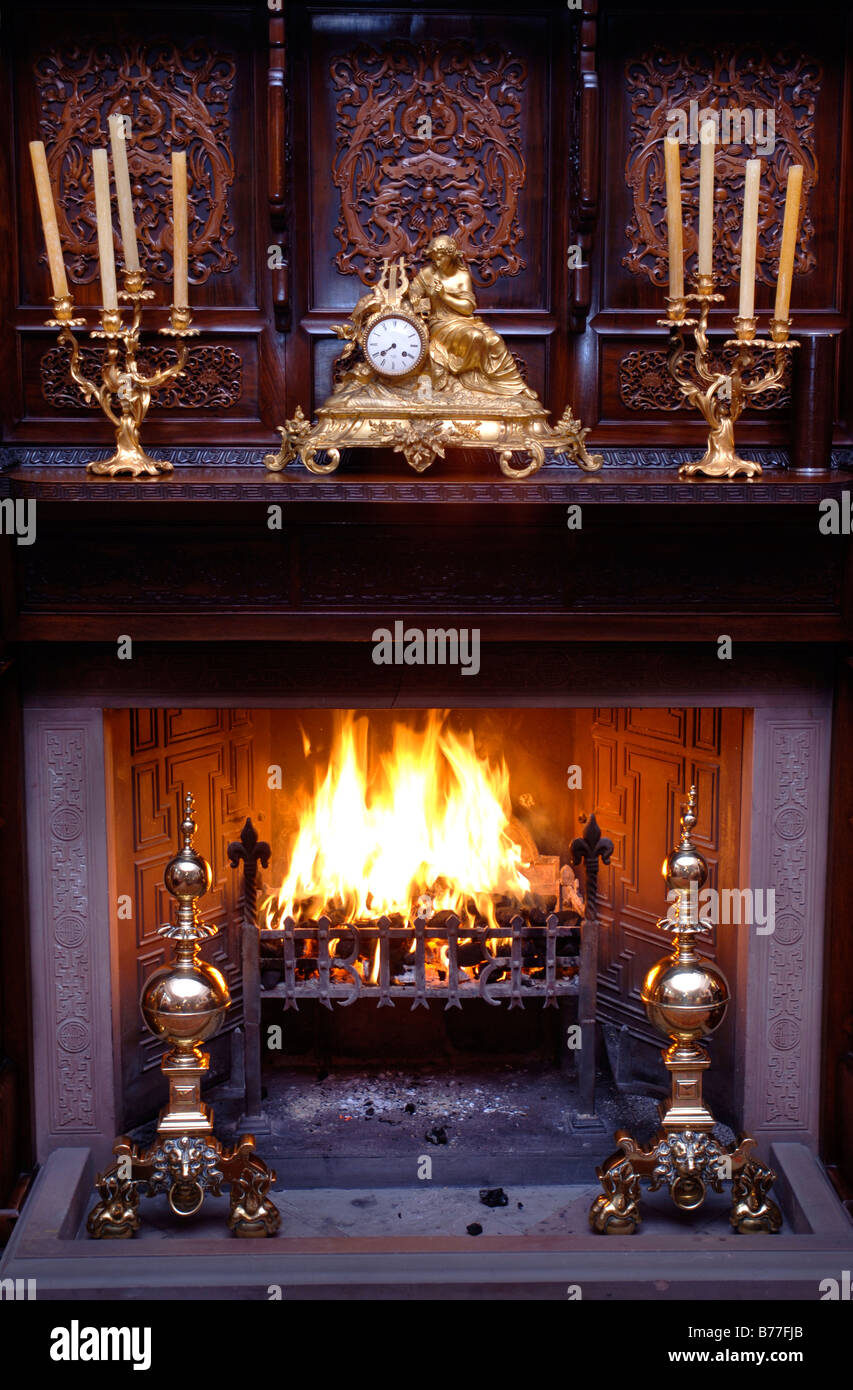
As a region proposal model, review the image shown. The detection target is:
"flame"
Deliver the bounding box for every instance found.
[263,712,530,929]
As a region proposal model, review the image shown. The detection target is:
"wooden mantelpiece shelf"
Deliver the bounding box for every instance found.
[2,464,853,506]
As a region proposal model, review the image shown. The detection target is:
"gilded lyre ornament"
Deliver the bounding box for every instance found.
[589,786,782,1236]
[265,235,602,478]
[87,794,280,1238]
[45,276,199,478]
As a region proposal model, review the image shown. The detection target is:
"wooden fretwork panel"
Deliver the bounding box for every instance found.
[106,708,270,1126]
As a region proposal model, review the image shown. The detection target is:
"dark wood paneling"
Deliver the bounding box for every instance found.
[581,705,744,1115]
[105,707,270,1124]
[2,2,281,444]
[579,2,852,447]
[285,1,583,420]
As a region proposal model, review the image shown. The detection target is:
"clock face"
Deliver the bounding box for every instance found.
[363,313,427,377]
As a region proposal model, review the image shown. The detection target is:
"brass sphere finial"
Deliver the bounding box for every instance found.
[180,791,196,850]
[665,784,708,895]
[163,790,213,935]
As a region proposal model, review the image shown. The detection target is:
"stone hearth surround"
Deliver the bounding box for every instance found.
[21,694,830,1166]
[4,685,851,1296]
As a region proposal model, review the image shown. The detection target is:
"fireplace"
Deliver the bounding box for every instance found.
[19,687,832,1172]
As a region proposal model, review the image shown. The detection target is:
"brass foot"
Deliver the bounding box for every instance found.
[86,1165,141,1239]
[590,1127,782,1234]
[730,1158,783,1234]
[225,1144,281,1238]
[589,1153,642,1234]
[87,1132,280,1238]
[86,450,174,477]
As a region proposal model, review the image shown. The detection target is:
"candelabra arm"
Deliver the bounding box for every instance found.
[126,339,189,392]
[666,327,696,399]
[59,323,116,419]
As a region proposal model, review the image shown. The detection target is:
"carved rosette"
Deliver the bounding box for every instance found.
[34,40,238,285]
[619,347,791,412]
[40,344,243,411]
[623,47,820,288]
[330,41,527,287]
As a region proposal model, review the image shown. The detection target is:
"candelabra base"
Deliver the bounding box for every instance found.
[86,447,174,479]
[589,1115,782,1235]
[677,424,762,480]
[86,1128,281,1239]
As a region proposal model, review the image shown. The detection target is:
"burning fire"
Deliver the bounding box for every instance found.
[262,712,531,929]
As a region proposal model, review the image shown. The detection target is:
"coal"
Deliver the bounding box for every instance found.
[466,1222,483,1236]
[425,1125,448,1145]
[479,1187,509,1208]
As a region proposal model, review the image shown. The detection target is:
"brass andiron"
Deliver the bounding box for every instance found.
[46,272,198,478]
[660,283,797,480]
[589,786,782,1236]
[87,794,280,1238]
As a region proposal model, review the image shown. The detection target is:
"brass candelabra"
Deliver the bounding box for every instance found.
[46,270,198,478]
[589,786,782,1236]
[87,794,280,1238]
[660,276,798,480]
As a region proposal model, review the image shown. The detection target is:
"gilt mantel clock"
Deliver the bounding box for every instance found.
[265,235,602,478]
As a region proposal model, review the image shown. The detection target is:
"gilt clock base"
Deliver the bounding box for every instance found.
[265,384,603,479]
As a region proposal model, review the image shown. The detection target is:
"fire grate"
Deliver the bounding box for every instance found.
[259,910,581,1011]
[228,813,613,1129]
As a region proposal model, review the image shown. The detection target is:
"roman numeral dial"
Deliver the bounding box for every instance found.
[362,311,429,378]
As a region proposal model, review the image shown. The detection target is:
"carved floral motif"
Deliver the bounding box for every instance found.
[330,41,527,286]
[40,344,243,411]
[623,48,820,288]
[33,41,237,285]
[619,347,791,412]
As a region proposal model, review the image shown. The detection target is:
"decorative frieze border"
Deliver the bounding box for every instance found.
[24,709,116,1163]
[741,708,832,1151]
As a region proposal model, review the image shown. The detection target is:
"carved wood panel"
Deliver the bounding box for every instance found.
[5,5,276,444]
[106,709,270,1126]
[291,3,579,416]
[617,346,791,412]
[39,344,243,411]
[623,47,820,290]
[584,7,848,444]
[330,41,528,287]
[33,40,237,287]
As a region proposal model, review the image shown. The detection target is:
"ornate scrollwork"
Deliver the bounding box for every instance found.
[623,47,820,288]
[330,41,527,286]
[40,344,243,411]
[34,40,237,286]
[619,347,791,412]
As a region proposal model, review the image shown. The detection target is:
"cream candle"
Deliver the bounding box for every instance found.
[108,113,140,273]
[29,140,69,299]
[664,136,684,301]
[92,148,118,311]
[171,150,188,308]
[773,164,804,323]
[698,119,716,279]
[738,159,761,321]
